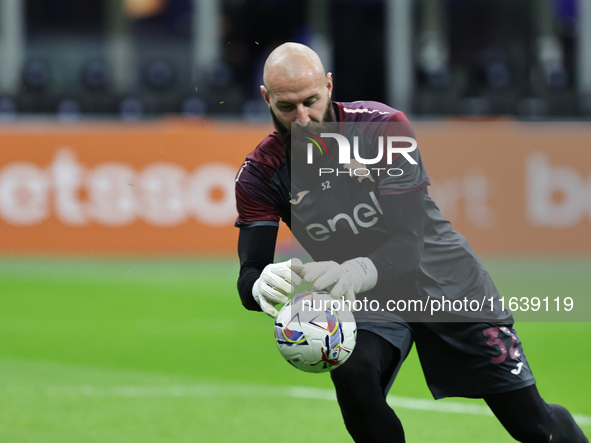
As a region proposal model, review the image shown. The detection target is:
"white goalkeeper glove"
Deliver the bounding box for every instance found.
[302,257,378,302]
[297,260,339,283]
[252,258,304,318]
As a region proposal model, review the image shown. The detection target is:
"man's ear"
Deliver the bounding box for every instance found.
[260,85,271,106]
[326,73,333,98]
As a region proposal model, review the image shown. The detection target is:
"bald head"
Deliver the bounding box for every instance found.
[263,43,327,93]
[260,42,334,130]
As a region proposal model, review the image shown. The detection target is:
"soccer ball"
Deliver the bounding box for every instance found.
[274,290,357,373]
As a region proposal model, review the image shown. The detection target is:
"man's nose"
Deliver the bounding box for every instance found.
[295,104,310,125]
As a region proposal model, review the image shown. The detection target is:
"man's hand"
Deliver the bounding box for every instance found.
[297,260,339,283]
[302,257,378,302]
[252,258,303,318]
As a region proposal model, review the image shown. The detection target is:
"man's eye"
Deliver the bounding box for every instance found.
[278,105,294,111]
[304,100,317,107]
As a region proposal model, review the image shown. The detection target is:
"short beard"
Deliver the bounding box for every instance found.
[271,100,336,151]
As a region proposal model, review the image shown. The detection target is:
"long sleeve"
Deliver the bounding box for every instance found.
[237,225,278,311]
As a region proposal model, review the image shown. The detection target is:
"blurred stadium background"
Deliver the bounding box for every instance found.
[0,1,590,442]
[1,0,590,118]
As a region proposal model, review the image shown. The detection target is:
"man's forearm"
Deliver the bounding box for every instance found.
[238,266,263,311]
[236,225,278,311]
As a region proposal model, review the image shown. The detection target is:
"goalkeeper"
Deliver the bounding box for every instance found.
[235,42,588,443]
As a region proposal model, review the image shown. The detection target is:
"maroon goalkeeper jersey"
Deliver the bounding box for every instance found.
[235,100,511,322]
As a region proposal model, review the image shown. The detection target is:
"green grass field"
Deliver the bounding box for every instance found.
[0,257,589,442]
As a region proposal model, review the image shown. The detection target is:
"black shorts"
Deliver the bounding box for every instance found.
[357,321,536,400]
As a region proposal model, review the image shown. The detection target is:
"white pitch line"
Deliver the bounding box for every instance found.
[288,386,591,426]
[9,383,590,427]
